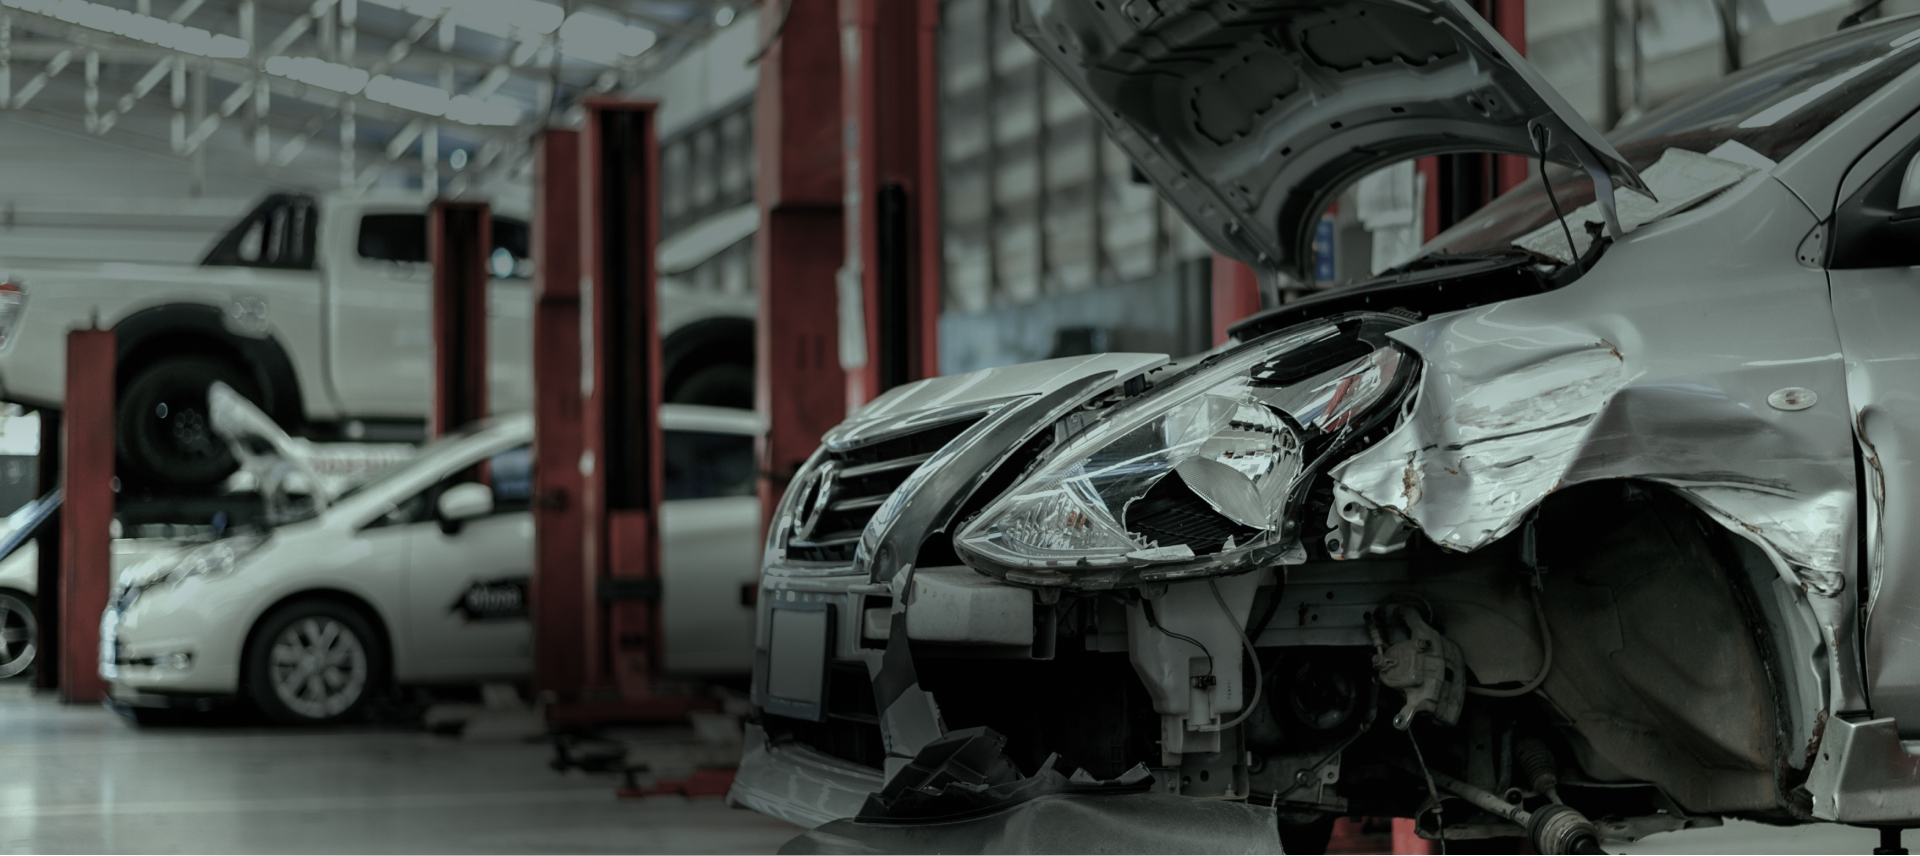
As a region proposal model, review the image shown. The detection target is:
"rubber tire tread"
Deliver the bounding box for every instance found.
[115,356,260,489]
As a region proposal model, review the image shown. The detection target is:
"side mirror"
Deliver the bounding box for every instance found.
[1897,150,1920,221]
[437,482,493,527]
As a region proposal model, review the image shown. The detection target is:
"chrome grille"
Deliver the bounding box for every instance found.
[785,416,983,563]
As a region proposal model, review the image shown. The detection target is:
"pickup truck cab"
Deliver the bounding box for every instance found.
[0,192,753,489]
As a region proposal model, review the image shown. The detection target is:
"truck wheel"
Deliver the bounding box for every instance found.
[0,591,35,679]
[116,356,259,490]
[668,363,753,410]
[246,599,384,726]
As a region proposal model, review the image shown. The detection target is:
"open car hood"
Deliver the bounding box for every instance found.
[1012,0,1649,283]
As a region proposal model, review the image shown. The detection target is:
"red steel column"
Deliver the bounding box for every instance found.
[575,99,697,718]
[61,328,113,703]
[841,0,942,407]
[1210,256,1262,346]
[757,0,846,524]
[1491,0,1530,194]
[531,129,588,700]
[429,201,492,437]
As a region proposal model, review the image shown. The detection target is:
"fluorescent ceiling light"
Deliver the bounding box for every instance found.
[360,0,563,39]
[558,9,656,63]
[3,0,249,58]
[264,55,523,126]
[264,56,370,94]
[365,74,451,115]
[445,94,522,126]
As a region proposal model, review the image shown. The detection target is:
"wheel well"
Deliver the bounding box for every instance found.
[663,316,755,405]
[112,305,306,432]
[240,589,393,687]
[0,587,32,604]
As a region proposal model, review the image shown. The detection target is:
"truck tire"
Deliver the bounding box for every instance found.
[116,356,260,490]
[668,363,753,410]
[246,599,384,726]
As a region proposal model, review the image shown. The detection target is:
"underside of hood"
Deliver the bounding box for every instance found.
[1012,0,1649,283]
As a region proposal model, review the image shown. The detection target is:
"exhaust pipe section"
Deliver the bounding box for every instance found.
[1419,766,1605,854]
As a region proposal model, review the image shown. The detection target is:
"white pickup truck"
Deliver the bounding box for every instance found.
[0,192,753,489]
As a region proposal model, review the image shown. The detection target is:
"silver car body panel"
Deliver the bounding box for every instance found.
[730,723,885,829]
[1830,107,1920,734]
[1010,0,1647,282]
[1773,44,1920,219]
[1327,172,1863,719]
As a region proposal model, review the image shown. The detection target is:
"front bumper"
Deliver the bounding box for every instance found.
[98,580,245,695]
[728,722,886,828]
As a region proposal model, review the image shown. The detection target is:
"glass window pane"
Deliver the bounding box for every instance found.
[358,214,428,263]
[664,430,755,500]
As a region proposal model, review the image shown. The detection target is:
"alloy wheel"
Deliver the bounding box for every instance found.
[268,617,368,720]
[0,594,34,679]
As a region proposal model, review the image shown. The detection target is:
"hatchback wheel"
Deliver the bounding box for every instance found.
[246,601,382,725]
[0,592,35,679]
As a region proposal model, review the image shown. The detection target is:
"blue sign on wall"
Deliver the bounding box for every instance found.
[1312,216,1336,283]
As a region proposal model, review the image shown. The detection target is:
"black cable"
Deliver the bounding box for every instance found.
[1141,598,1213,677]
[1407,727,1447,856]
[1256,679,1378,805]
[1531,124,1585,275]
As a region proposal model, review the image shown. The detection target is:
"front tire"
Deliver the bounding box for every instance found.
[116,356,260,490]
[246,600,383,725]
[0,591,35,679]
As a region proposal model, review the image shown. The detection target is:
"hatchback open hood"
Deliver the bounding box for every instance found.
[1012,0,1649,284]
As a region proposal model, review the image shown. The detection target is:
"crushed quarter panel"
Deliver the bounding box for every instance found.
[1330,176,1861,709]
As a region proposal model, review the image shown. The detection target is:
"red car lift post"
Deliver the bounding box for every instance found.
[1211,257,1263,346]
[1407,0,1524,247]
[60,327,113,703]
[428,200,492,437]
[841,0,942,405]
[531,129,591,701]
[755,0,847,525]
[546,99,712,725]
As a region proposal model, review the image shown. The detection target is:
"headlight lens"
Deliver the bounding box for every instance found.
[954,316,1412,588]
[0,277,25,350]
[130,534,268,591]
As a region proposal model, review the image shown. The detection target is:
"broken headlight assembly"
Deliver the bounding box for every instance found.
[954,315,1416,589]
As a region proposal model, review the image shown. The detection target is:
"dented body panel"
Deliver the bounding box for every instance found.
[736,7,1920,847]
[1330,174,1864,717]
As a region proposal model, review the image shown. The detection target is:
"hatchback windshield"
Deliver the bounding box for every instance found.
[1425,16,1920,257]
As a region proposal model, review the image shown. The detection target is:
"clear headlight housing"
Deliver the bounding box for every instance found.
[954,315,1414,589]
[123,534,268,594]
[0,277,26,350]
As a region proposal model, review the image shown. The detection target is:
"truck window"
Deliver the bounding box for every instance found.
[664,430,755,500]
[358,214,428,263]
[204,194,317,269]
[358,213,533,279]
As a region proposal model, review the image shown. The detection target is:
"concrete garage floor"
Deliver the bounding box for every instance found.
[0,681,801,855]
[0,679,1893,855]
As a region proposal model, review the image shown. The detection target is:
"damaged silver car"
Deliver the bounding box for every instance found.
[733,2,1920,852]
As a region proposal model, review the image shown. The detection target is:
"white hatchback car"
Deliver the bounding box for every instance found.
[97,405,763,724]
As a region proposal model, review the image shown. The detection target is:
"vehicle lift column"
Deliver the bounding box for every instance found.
[530,129,591,701]
[841,0,942,406]
[756,0,847,527]
[429,200,491,437]
[542,100,712,725]
[59,326,113,703]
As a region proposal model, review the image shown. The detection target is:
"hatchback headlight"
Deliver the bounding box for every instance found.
[0,277,25,350]
[954,315,1414,589]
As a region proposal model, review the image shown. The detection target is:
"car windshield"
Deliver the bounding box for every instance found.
[332,421,502,504]
[1424,16,1920,258]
